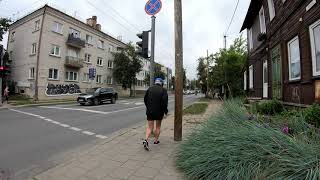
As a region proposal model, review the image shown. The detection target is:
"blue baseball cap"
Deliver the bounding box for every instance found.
[155,78,163,85]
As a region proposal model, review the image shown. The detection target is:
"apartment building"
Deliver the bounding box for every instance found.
[241,0,320,105]
[7,5,127,100]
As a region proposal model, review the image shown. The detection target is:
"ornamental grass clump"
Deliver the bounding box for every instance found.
[176,100,320,180]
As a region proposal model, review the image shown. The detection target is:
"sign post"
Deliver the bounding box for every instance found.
[145,0,162,86]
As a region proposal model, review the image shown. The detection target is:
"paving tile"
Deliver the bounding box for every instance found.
[134,167,159,179]
[110,154,130,163]
[121,160,144,170]
[143,159,166,169]
[154,174,180,180]
[109,167,135,179]
[128,176,152,180]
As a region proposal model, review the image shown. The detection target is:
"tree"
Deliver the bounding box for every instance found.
[197,57,208,93]
[0,18,11,41]
[144,63,166,85]
[113,42,142,97]
[183,68,187,89]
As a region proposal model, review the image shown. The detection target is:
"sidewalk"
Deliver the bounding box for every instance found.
[33,100,222,180]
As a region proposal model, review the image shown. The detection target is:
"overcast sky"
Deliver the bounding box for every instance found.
[0,0,250,79]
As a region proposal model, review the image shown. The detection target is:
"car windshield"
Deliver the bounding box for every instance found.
[86,88,100,94]
[105,88,113,93]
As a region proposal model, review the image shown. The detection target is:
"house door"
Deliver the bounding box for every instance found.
[271,45,282,100]
[263,60,268,98]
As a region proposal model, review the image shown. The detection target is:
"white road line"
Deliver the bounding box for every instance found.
[40,106,110,114]
[135,102,144,105]
[44,118,53,122]
[70,127,82,131]
[82,131,95,136]
[51,121,61,125]
[59,124,70,128]
[96,135,108,139]
[124,103,131,105]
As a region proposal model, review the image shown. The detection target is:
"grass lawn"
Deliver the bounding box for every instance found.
[184,103,208,115]
[198,97,211,102]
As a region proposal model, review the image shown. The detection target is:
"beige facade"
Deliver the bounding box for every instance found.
[7,5,128,100]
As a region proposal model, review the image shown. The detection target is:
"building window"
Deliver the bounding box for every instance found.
[244,71,247,90]
[267,0,276,21]
[11,32,15,41]
[67,48,79,58]
[97,57,103,66]
[107,77,113,85]
[86,34,93,44]
[65,71,78,81]
[52,22,63,34]
[96,75,102,84]
[31,43,37,55]
[69,28,80,38]
[107,60,113,69]
[48,68,59,80]
[50,45,61,57]
[288,36,301,80]
[35,20,40,31]
[259,7,266,33]
[109,45,114,52]
[310,19,320,76]
[248,28,253,50]
[84,53,91,63]
[29,67,35,79]
[83,73,89,82]
[249,65,253,89]
[98,40,104,49]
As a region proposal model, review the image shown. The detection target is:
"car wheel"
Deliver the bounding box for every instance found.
[94,98,99,106]
[111,97,116,104]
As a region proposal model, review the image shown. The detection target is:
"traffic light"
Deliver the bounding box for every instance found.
[136,31,149,58]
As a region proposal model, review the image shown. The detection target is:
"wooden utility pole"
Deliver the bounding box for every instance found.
[174,0,183,141]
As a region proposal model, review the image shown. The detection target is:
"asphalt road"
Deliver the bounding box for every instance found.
[0,94,200,180]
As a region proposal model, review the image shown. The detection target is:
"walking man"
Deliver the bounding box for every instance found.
[2,85,9,104]
[143,78,168,151]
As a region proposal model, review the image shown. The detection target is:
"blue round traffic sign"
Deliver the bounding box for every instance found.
[145,0,162,16]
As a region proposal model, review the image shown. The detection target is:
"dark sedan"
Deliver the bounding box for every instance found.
[77,87,118,106]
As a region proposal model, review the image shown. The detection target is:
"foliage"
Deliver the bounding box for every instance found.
[256,100,285,115]
[0,18,11,41]
[197,36,247,97]
[304,103,320,128]
[169,69,187,90]
[184,103,208,115]
[144,63,166,85]
[113,42,142,93]
[176,100,320,180]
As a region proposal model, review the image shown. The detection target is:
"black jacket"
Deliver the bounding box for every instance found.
[144,85,168,119]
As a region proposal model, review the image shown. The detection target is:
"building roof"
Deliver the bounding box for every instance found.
[240,0,263,31]
[10,4,127,47]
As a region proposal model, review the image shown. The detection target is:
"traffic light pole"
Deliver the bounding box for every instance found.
[150,16,156,87]
[174,0,183,141]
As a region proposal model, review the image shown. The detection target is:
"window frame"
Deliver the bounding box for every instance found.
[249,65,254,89]
[287,36,301,81]
[107,77,113,85]
[248,28,253,50]
[50,45,61,57]
[244,71,247,90]
[31,43,37,55]
[97,57,103,66]
[65,71,78,81]
[267,0,276,21]
[86,34,93,45]
[107,60,114,69]
[52,21,63,34]
[98,40,104,49]
[83,73,90,82]
[48,68,59,80]
[29,67,35,79]
[96,75,102,84]
[259,6,266,33]
[35,20,40,31]
[84,53,92,63]
[310,18,320,76]
[69,28,81,38]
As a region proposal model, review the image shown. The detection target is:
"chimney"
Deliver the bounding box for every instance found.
[92,16,97,27]
[96,24,101,31]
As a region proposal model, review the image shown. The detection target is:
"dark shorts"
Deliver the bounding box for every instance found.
[147,115,164,121]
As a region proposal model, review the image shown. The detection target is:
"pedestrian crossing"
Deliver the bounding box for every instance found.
[117,100,145,105]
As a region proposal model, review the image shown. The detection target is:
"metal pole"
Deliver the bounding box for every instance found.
[150,16,156,86]
[224,35,227,100]
[174,0,183,141]
[206,50,209,97]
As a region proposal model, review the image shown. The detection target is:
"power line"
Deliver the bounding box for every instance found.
[225,0,240,35]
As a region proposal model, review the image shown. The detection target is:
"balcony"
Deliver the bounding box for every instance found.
[66,34,85,48]
[65,56,84,68]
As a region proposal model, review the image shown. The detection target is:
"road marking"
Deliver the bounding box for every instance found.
[135,102,144,105]
[59,124,70,128]
[96,135,108,139]
[9,109,108,139]
[70,127,82,131]
[82,131,95,136]
[40,106,110,114]
[124,103,130,105]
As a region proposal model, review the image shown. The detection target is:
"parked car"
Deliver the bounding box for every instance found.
[77,87,118,106]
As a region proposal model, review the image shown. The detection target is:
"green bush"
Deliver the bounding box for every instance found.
[304,103,320,128]
[256,100,284,115]
[176,100,320,180]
